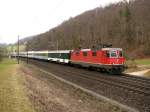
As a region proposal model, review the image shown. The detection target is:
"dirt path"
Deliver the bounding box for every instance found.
[21,63,127,112]
[128,69,150,76]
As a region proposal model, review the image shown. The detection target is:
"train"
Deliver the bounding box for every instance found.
[11,45,125,74]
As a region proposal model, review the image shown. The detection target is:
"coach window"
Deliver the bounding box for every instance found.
[92,52,96,56]
[83,52,87,56]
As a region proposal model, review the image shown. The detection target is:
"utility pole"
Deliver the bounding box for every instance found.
[17,35,19,64]
[56,40,59,51]
[26,42,28,64]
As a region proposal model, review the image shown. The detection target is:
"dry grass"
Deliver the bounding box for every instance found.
[144,71,150,77]
[0,59,35,112]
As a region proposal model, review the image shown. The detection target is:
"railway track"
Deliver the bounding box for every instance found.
[39,63,150,95]
[56,67,150,95]
[122,74,150,85]
[22,59,150,112]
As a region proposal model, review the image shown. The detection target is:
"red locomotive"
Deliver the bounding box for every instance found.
[70,45,125,74]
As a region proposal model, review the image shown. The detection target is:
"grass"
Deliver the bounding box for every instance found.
[0,58,35,112]
[125,60,137,68]
[134,58,150,65]
[125,58,150,68]
[124,58,150,73]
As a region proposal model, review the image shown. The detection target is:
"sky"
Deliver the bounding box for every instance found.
[0,0,124,44]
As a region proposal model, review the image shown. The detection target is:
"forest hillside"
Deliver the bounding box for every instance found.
[21,0,150,58]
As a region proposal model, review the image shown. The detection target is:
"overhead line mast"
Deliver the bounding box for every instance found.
[17,35,19,64]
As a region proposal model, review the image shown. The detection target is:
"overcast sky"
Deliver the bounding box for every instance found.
[0,0,123,44]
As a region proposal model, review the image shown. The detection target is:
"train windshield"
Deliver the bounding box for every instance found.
[106,50,122,58]
[110,51,117,57]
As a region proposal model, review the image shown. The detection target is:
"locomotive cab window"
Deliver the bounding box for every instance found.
[110,51,117,57]
[119,51,123,57]
[83,52,87,56]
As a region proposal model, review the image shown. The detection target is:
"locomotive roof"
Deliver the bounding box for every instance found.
[81,49,91,51]
[102,48,122,51]
[80,48,122,51]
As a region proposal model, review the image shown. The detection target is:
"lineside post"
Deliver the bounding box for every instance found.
[26,42,28,64]
[17,35,19,64]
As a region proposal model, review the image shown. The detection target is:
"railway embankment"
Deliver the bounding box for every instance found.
[21,62,128,112]
[24,59,150,112]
